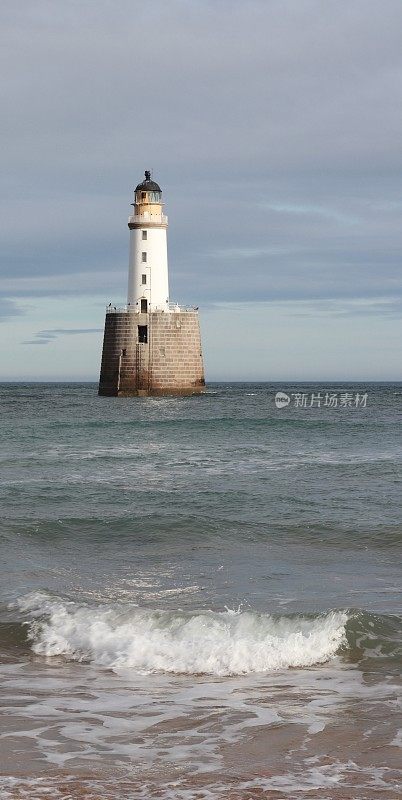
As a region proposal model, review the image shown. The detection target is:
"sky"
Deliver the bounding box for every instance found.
[1,0,402,381]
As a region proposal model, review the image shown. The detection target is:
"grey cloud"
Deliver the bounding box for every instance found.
[1,0,402,320]
[21,339,49,345]
[0,298,25,320]
[22,328,102,346]
[37,328,103,337]
[283,297,402,319]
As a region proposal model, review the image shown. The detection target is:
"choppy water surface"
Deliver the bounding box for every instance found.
[0,382,401,799]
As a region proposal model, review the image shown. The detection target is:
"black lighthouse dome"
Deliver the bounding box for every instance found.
[135,170,162,193]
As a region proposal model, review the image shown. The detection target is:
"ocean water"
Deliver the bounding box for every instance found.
[0,382,401,799]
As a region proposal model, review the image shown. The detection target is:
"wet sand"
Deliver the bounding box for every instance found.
[0,654,400,799]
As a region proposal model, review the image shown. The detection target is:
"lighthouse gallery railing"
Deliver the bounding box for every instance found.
[106,303,198,314]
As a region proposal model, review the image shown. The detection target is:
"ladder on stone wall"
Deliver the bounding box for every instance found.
[135,343,141,390]
[147,312,152,393]
[135,320,152,393]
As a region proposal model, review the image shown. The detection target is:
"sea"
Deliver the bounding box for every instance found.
[0,382,401,800]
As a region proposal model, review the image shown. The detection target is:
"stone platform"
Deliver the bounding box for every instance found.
[98,310,205,396]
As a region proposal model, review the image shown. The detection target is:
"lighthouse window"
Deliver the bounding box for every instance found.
[142,252,147,262]
[142,274,147,284]
[142,230,147,240]
[141,192,146,200]
[138,325,148,344]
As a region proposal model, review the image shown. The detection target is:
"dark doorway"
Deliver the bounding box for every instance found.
[138,325,148,344]
[141,298,148,313]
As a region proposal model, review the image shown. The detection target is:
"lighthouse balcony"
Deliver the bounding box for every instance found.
[128,213,168,226]
[106,303,198,314]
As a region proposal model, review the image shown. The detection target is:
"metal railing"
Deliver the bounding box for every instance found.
[106,303,198,314]
[167,302,199,312]
[128,214,168,225]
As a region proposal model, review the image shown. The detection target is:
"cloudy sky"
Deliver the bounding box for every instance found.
[1,0,402,381]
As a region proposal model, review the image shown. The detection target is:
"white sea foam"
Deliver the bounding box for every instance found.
[15,592,347,676]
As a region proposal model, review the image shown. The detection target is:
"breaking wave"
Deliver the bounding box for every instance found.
[13,592,348,675]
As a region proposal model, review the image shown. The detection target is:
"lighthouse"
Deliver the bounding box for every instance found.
[127,171,169,313]
[98,171,205,396]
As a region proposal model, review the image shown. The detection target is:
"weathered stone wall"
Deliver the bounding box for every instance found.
[98,311,205,396]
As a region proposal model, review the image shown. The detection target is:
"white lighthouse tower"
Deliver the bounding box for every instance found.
[98,169,205,396]
[127,171,169,313]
